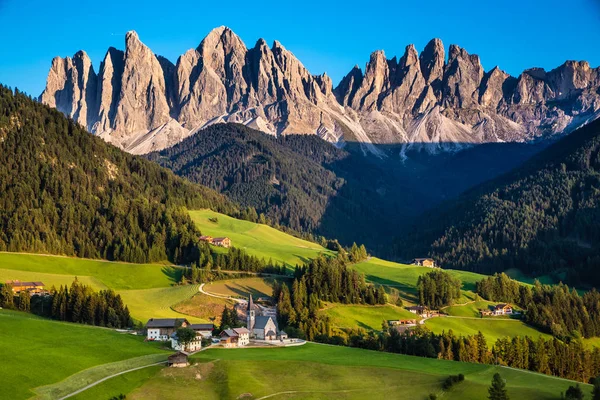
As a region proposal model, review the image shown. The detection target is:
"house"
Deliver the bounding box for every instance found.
[493,303,513,316]
[168,352,189,368]
[199,235,213,244]
[146,318,190,341]
[190,323,214,338]
[411,258,437,268]
[219,327,250,347]
[245,295,285,340]
[212,237,231,248]
[6,280,45,295]
[406,305,428,316]
[170,332,202,352]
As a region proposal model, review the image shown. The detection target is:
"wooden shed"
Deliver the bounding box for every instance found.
[167,352,189,368]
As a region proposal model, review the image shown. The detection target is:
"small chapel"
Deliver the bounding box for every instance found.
[246,295,287,340]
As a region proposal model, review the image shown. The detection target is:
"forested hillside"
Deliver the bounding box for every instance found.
[147,124,404,248]
[0,86,236,264]
[398,118,600,286]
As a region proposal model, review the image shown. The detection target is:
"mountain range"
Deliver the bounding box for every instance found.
[40,27,600,156]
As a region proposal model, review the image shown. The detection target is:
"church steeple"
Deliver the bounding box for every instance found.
[247,294,255,332]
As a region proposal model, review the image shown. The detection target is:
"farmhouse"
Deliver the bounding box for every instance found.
[411,258,437,268]
[6,280,45,294]
[388,319,417,326]
[493,303,513,316]
[190,323,214,338]
[212,237,231,248]
[168,352,189,368]
[406,306,438,318]
[219,327,250,347]
[170,332,202,352]
[199,235,213,244]
[146,318,190,341]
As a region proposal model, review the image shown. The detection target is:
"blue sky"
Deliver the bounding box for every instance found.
[1,0,599,97]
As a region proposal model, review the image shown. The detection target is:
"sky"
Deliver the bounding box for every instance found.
[1,0,599,97]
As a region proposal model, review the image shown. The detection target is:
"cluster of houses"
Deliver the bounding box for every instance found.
[199,235,231,248]
[406,305,440,318]
[145,295,288,356]
[5,280,46,295]
[479,303,514,317]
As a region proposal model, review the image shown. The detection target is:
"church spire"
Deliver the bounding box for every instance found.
[247,294,254,311]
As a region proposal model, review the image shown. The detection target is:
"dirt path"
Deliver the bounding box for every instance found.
[198,283,245,303]
[58,361,165,400]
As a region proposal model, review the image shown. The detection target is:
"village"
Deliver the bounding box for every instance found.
[3,253,521,369]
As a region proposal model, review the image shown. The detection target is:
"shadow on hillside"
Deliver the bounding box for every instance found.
[317,141,548,260]
[162,266,182,285]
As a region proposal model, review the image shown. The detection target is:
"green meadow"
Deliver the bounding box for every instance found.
[189,209,335,267]
[322,303,419,331]
[119,284,205,323]
[0,310,166,400]
[424,316,552,345]
[124,344,586,400]
[0,252,182,290]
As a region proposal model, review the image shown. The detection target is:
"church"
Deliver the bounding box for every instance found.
[246,295,287,340]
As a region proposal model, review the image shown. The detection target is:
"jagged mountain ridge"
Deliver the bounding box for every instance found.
[41,27,600,155]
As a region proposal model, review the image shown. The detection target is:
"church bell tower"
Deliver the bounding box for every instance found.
[247,294,255,331]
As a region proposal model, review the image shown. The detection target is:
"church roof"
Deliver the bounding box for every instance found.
[254,316,277,330]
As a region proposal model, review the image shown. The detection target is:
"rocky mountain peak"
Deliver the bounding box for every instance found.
[40,29,600,157]
[419,38,445,85]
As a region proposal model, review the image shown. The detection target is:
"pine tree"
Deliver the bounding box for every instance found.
[592,376,600,400]
[488,373,509,400]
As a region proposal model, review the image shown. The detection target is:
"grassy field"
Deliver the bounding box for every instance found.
[189,209,335,267]
[203,277,281,299]
[322,303,419,330]
[70,365,163,400]
[352,258,486,303]
[172,293,234,324]
[119,285,205,323]
[425,316,552,345]
[0,252,182,290]
[0,310,166,400]
[125,343,586,400]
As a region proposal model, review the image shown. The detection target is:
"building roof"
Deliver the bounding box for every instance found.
[413,258,434,262]
[168,352,188,362]
[146,318,189,328]
[254,316,276,330]
[406,306,427,312]
[495,303,511,309]
[190,323,214,331]
[233,327,250,335]
[220,329,237,338]
[6,280,44,287]
[213,237,229,242]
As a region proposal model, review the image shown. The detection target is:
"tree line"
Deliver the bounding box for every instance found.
[274,254,385,340]
[476,273,600,340]
[0,279,131,328]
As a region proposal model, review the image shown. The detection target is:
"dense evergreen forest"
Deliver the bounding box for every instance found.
[399,118,600,286]
[147,124,415,251]
[477,273,600,339]
[0,86,237,264]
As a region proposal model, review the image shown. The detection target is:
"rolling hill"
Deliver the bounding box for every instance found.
[399,117,600,286]
[0,85,235,266]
